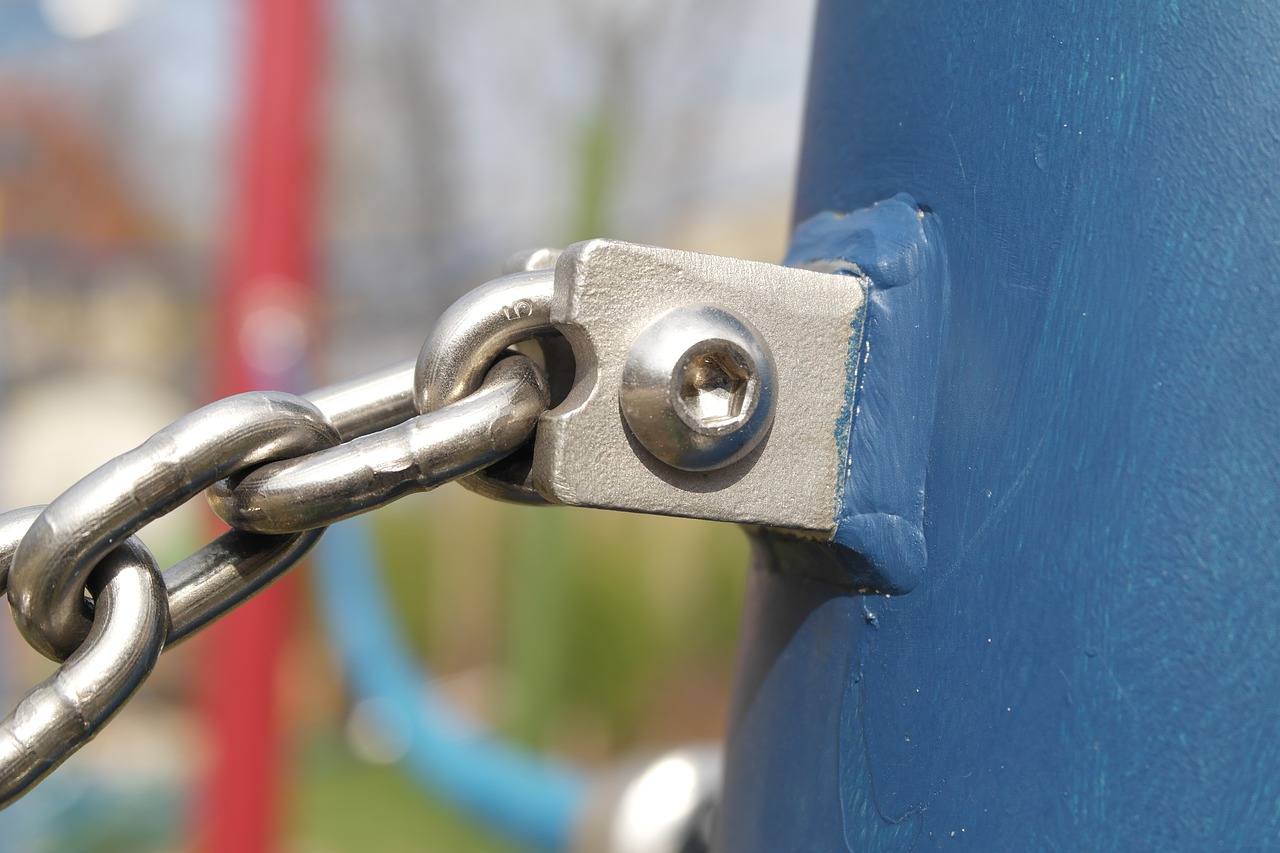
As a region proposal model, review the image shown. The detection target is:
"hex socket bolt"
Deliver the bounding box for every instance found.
[619,305,776,471]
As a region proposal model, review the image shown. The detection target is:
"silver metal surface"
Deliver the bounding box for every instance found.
[209,355,549,534]
[415,270,555,413]
[0,509,168,807]
[163,527,324,645]
[304,358,418,441]
[8,391,339,661]
[415,269,557,503]
[619,305,775,471]
[0,507,42,592]
[532,239,867,534]
[572,744,722,853]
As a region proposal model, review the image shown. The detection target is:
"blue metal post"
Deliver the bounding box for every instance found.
[719,2,1280,849]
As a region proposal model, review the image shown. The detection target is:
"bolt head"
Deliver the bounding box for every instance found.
[620,305,775,471]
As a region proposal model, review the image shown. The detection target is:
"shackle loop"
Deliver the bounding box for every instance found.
[415,260,565,504]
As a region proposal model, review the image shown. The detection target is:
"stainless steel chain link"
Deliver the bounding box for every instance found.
[208,354,548,534]
[0,508,167,808]
[10,392,341,662]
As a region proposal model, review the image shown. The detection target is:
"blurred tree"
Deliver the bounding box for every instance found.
[551,0,748,239]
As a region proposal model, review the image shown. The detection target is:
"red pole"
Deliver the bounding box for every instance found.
[196,2,323,851]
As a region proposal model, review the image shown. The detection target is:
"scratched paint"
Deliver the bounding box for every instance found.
[720,1,1280,850]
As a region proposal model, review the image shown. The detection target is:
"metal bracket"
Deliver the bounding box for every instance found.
[531,239,867,536]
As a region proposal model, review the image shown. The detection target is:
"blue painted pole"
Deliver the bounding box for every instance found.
[719,2,1280,849]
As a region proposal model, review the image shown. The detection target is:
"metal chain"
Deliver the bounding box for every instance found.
[9,392,340,662]
[0,271,557,806]
[0,508,168,808]
[208,354,548,534]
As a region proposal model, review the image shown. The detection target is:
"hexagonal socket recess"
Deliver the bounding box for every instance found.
[619,305,776,471]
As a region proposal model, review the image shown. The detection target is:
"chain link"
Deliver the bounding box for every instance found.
[0,270,559,807]
[208,354,548,534]
[415,269,557,503]
[0,237,828,815]
[0,507,168,807]
[8,392,340,662]
[163,526,326,646]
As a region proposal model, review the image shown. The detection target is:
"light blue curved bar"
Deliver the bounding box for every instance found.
[313,517,586,852]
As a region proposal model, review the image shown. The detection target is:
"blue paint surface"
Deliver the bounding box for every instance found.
[722,2,1280,849]
[786,195,948,593]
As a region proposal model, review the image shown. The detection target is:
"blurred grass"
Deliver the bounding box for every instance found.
[289,734,528,853]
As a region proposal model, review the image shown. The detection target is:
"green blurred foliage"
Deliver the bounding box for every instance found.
[369,489,747,759]
[290,735,528,853]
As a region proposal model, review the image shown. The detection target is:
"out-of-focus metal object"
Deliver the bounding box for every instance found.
[572,744,722,853]
[0,508,168,807]
[209,355,549,533]
[503,247,562,275]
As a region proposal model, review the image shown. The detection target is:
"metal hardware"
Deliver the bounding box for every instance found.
[163,527,325,646]
[208,354,549,534]
[0,508,169,807]
[8,392,339,661]
[415,268,558,504]
[503,247,562,275]
[303,358,418,440]
[417,239,865,532]
[572,744,721,853]
[0,359,551,806]
[0,236,865,811]
[619,305,776,472]
[0,348,550,806]
[531,239,867,535]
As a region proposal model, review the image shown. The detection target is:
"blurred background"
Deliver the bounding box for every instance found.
[0,0,815,849]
